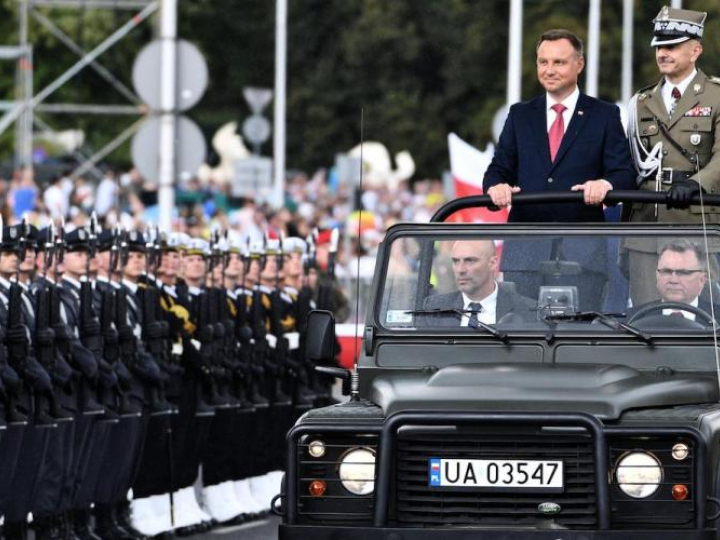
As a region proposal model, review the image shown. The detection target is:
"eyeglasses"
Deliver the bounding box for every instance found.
[656,268,705,277]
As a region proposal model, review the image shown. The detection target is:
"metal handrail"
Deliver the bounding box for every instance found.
[431,191,720,222]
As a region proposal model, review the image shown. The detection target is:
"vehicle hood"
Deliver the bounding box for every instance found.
[370,363,719,420]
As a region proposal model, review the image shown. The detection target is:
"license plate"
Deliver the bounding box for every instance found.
[428,458,564,492]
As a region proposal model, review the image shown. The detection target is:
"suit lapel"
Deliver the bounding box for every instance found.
[550,93,592,170]
[496,288,509,320]
[531,95,553,170]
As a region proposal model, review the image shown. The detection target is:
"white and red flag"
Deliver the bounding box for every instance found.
[447,132,508,224]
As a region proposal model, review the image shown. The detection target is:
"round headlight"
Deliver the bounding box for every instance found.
[338,447,376,496]
[616,451,663,499]
[308,440,326,458]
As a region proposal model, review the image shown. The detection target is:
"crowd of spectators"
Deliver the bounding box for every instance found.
[0,164,448,321]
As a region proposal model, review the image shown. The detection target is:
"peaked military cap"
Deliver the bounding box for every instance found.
[23,224,38,250]
[1,225,26,252]
[126,230,146,252]
[284,237,307,255]
[64,227,90,252]
[185,238,210,257]
[652,6,707,47]
[36,227,51,251]
[97,229,114,252]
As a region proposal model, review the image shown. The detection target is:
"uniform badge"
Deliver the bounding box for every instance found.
[684,106,712,117]
[9,227,17,239]
[78,229,87,240]
[129,231,138,242]
[647,125,658,135]
[694,83,701,93]
[691,133,702,146]
[577,110,584,116]
[660,5,669,19]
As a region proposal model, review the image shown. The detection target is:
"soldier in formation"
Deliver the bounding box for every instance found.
[0,218,345,540]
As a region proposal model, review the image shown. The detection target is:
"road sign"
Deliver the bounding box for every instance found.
[132,39,209,112]
[242,114,271,145]
[131,114,206,182]
[243,87,273,114]
[232,157,272,200]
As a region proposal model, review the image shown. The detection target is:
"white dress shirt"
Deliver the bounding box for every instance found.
[461,283,499,326]
[661,69,696,116]
[662,297,699,321]
[546,86,580,134]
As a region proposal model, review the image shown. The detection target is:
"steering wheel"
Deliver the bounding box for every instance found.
[628,301,715,327]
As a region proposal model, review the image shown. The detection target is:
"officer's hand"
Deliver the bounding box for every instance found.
[571,179,613,206]
[487,184,521,209]
[667,180,702,209]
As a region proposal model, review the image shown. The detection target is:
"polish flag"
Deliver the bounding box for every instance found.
[447,133,508,224]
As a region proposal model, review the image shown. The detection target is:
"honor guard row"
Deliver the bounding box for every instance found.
[0,218,345,540]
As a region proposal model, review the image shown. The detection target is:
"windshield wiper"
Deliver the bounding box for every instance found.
[405,308,508,342]
[539,310,652,343]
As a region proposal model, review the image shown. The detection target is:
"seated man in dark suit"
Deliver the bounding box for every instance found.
[419,240,536,327]
[628,240,720,324]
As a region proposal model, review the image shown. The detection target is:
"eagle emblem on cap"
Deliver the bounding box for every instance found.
[78,229,87,240]
[9,227,17,239]
[129,231,138,242]
[660,5,669,20]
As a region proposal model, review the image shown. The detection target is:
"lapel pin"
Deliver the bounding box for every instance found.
[578,110,584,116]
[694,83,701,93]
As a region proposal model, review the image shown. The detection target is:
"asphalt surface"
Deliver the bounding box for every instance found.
[191,515,281,540]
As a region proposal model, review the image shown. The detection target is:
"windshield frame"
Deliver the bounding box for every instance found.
[371,221,720,341]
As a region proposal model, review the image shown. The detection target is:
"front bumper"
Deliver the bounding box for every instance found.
[279,525,716,540]
[279,525,717,540]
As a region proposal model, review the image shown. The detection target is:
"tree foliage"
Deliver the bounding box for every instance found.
[0,0,719,177]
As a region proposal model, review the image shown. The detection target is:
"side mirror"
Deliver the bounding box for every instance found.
[306,309,337,362]
[306,309,352,396]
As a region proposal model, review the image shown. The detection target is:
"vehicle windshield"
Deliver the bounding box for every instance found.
[378,227,720,338]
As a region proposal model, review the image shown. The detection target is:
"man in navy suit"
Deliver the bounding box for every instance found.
[481,29,635,310]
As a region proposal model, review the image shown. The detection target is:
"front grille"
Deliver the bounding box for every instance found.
[395,426,597,528]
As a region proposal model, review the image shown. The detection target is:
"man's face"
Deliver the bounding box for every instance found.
[656,249,707,304]
[655,40,702,82]
[184,254,206,282]
[20,248,36,273]
[97,250,111,275]
[451,240,498,300]
[225,252,243,279]
[0,251,18,275]
[63,250,88,277]
[536,38,584,98]
[123,251,146,280]
[158,250,180,280]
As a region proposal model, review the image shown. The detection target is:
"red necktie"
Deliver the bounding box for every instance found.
[548,103,567,162]
[669,86,681,117]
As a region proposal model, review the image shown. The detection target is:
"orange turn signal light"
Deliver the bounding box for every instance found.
[671,484,689,501]
[309,479,327,497]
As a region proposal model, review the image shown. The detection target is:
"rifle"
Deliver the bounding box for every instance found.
[266,236,292,406]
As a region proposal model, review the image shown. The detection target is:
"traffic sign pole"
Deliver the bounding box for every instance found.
[158,0,177,233]
[273,0,287,210]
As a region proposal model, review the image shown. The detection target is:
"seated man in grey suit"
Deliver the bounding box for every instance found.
[419,240,536,327]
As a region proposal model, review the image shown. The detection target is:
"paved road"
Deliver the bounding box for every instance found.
[191,515,280,540]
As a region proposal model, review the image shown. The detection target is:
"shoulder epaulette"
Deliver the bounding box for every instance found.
[707,76,720,85]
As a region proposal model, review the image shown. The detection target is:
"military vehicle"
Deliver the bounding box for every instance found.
[279,192,720,539]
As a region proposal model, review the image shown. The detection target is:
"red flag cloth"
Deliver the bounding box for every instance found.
[447,133,508,224]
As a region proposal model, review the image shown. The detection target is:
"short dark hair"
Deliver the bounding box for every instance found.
[536,29,584,57]
[658,240,708,267]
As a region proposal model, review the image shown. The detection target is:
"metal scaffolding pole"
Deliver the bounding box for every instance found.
[586,0,601,97]
[0,0,158,140]
[272,0,287,210]
[15,0,33,170]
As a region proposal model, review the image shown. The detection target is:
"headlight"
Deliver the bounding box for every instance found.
[338,447,376,495]
[616,451,663,498]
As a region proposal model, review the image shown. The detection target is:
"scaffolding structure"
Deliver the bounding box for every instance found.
[0,0,159,179]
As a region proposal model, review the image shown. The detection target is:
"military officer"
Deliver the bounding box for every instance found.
[626,6,720,305]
